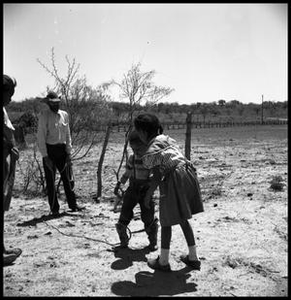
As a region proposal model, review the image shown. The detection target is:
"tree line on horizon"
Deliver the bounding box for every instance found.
[110,98,288,123]
[7,97,288,127]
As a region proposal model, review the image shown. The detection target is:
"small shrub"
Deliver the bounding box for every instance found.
[270,175,284,191]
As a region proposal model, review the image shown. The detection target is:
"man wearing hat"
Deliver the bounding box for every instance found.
[37,91,84,215]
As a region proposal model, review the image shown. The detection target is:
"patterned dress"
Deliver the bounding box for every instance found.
[142,134,204,226]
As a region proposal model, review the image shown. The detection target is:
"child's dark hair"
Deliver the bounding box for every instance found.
[134,113,163,138]
[3,74,17,92]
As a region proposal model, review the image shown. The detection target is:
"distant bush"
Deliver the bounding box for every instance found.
[270,175,284,191]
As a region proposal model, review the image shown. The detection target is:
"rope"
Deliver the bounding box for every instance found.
[43,220,132,248]
[41,179,154,247]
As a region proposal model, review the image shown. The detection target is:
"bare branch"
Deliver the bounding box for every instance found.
[111,62,174,179]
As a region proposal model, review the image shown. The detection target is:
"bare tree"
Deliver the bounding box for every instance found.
[37,47,113,159]
[37,47,114,198]
[111,62,174,180]
[112,62,174,123]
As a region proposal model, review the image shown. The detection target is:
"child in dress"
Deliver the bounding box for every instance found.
[113,130,158,251]
[133,113,204,271]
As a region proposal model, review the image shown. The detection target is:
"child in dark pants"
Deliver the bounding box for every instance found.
[114,130,158,251]
[134,113,204,271]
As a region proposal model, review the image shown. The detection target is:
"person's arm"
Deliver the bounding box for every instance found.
[3,125,15,151]
[36,112,48,157]
[119,169,131,185]
[64,111,72,156]
[114,156,133,195]
[3,107,15,150]
[37,112,54,170]
[3,120,19,160]
[144,167,162,208]
[114,171,129,196]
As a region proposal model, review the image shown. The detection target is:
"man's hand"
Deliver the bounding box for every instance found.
[43,156,54,171]
[66,153,72,166]
[114,181,121,196]
[11,147,19,161]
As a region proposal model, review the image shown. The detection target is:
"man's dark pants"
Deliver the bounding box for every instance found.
[43,143,76,213]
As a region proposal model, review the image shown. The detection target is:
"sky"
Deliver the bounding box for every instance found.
[3,3,288,105]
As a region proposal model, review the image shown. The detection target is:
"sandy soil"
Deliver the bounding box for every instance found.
[3,125,288,297]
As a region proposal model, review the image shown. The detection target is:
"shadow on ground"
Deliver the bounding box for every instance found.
[16,212,80,227]
[111,246,151,270]
[111,268,198,296]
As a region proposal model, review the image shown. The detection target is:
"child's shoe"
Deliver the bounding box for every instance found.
[147,256,171,272]
[180,254,201,270]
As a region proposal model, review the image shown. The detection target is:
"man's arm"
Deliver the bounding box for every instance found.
[64,111,72,155]
[3,107,15,150]
[36,112,48,157]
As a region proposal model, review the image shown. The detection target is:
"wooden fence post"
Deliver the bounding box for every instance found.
[185,111,192,160]
[96,124,111,201]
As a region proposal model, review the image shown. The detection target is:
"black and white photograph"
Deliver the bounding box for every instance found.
[3,3,287,297]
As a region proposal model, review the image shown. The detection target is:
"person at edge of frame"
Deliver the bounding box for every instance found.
[3,74,22,266]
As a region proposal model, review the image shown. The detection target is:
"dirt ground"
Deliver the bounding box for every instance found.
[3,125,288,297]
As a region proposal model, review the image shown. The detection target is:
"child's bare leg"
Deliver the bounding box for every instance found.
[147,225,172,271]
[180,219,199,261]
[158,226,171,265]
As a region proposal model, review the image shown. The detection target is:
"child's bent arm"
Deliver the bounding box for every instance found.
[114,169,131,195]
[119,170,130,185]
[144,167,161,207]
[148,169,161,195]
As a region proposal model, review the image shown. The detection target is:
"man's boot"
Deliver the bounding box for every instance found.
[115,222,129,248]
[145,218,158,251]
